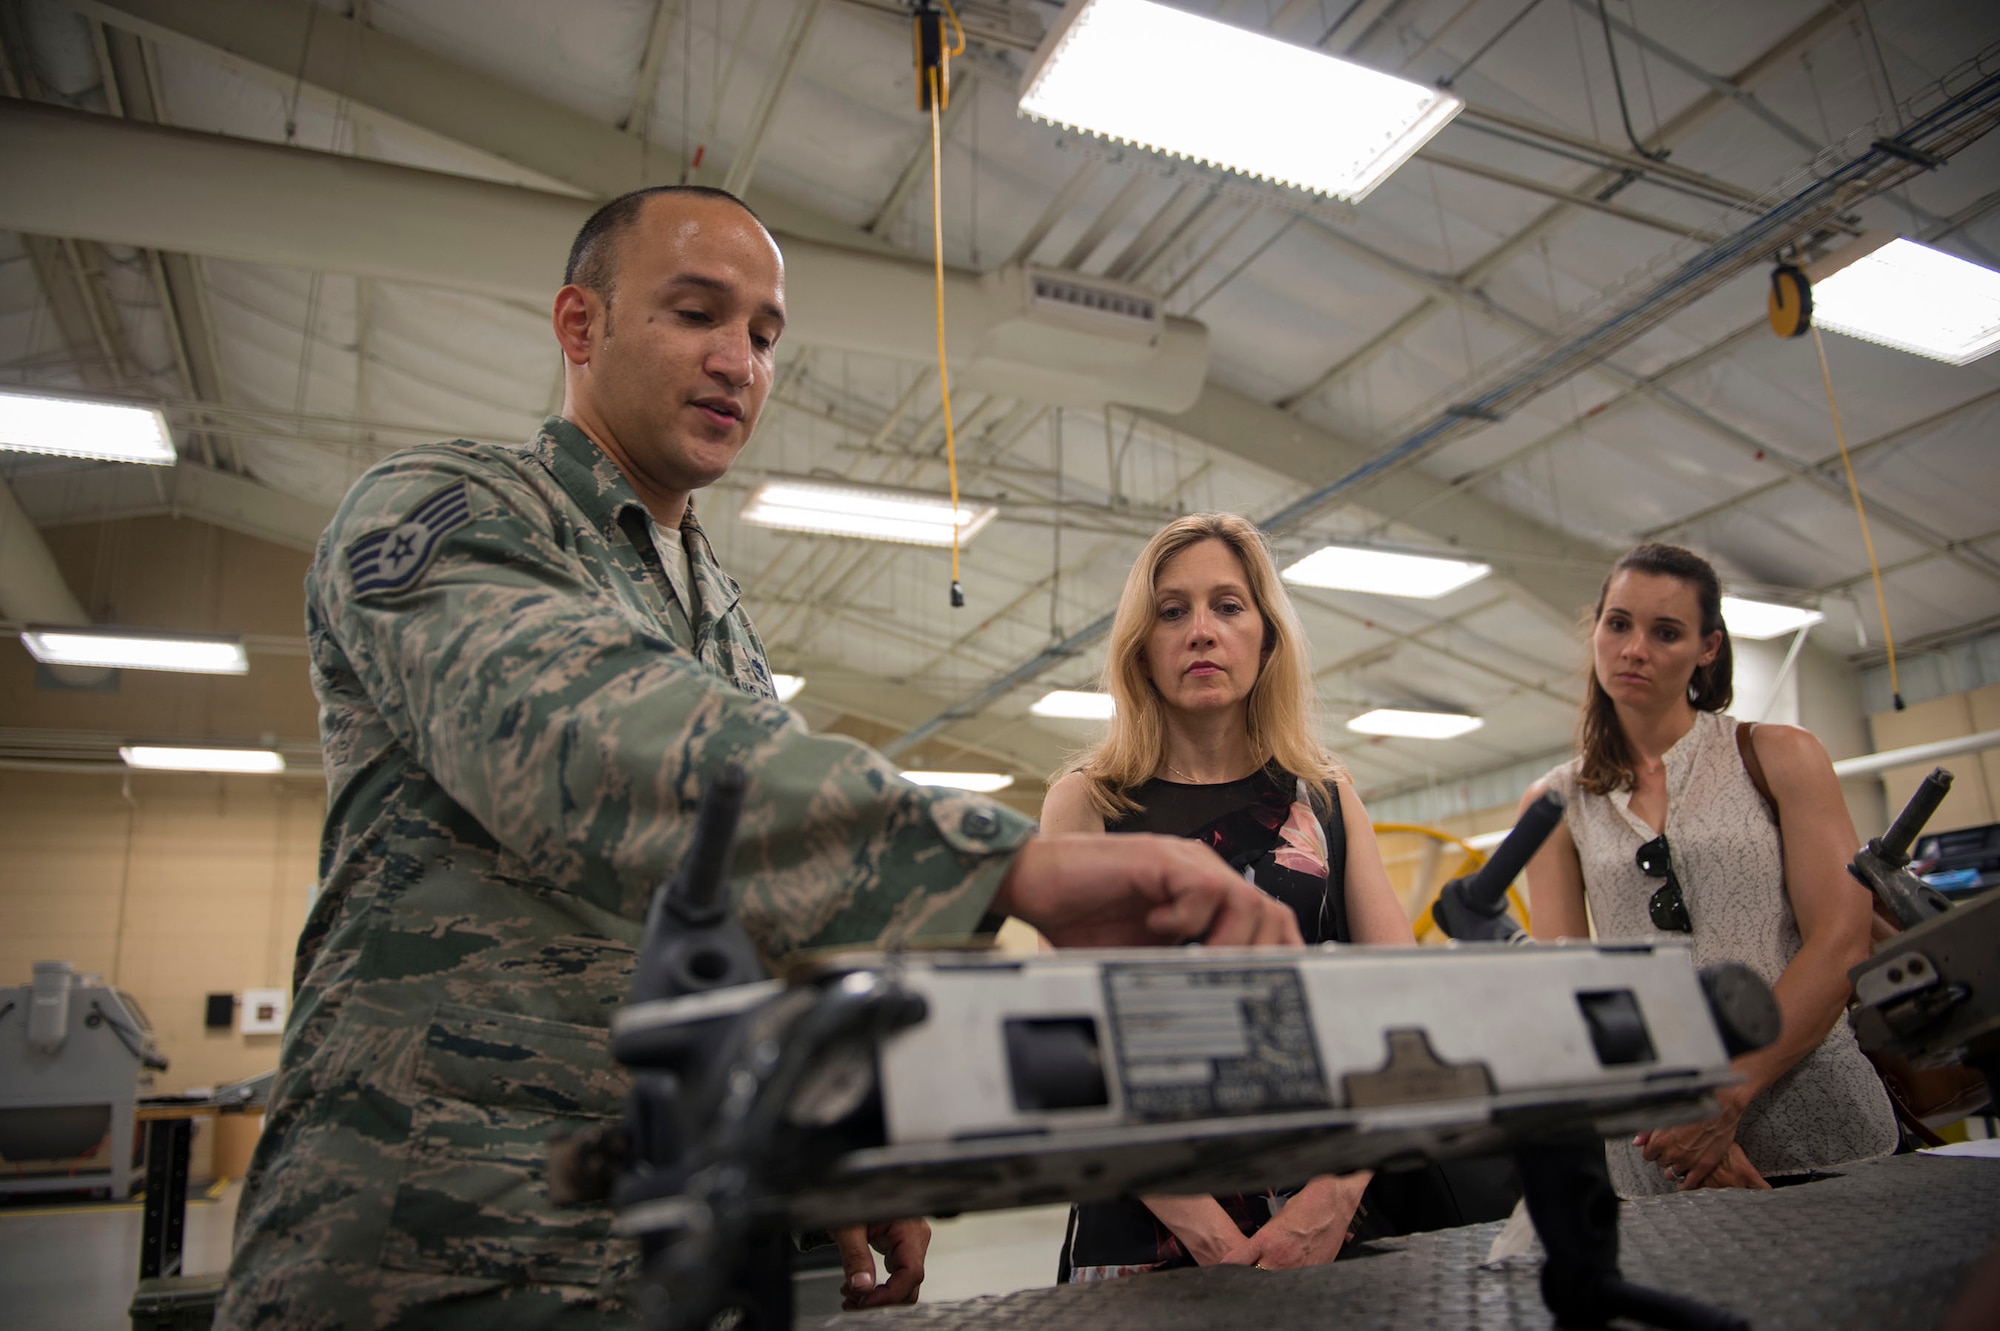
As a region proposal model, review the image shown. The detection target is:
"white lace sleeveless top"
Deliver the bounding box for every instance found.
[1542,710,1896,1196]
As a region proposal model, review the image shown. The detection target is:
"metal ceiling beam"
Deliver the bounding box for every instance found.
[69,0,896,255]
[1290,586,1580,709]
[1362,742,1574,805]
[1569,0,1820,156]
[1131,192,1236,289]
[1813,526,2000,599]
[1643,386,2000,543]
[1256,51,2000,563]
[37,0,1802,761]
[95,19,238,471]
[7,458,338,553]
[721,0,824,197]
[871,378,1628,762]
[785,666,1067,778]
[866,90,970,237]
[1846,608,2000,670]
[1288,218,2000,594]
[0,98,1204,410]
[1139,382,1610,624]
[1058,172,1152,271]
[0,23,126,392]
[1569,0,1998,268]
[0,19,116,684]
[1278,1,1859,414]
[11,238,120,390]
[885,63,2000,752]
[1323,0,1413,55]
[619,0,681,135]
[1451,103,1765,208]
[1329,167,2000,595]
[1004,158,1102,267]
[1104,184,1208,281]
[1420,149,1726,242]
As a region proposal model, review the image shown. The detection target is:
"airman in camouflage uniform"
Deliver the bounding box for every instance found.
[219,187,1295,1330]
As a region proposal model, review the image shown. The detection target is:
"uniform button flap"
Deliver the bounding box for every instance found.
[961,808,1000,839]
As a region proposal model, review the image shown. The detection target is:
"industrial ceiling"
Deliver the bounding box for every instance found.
[2,0,1998,811]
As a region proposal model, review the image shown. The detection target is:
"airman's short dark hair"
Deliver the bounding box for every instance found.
[563,185,764,308]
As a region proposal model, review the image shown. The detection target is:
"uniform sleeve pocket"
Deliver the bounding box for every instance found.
[380,1003,629,1286]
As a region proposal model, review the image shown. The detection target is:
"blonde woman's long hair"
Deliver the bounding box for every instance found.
[1063,513,1344,822]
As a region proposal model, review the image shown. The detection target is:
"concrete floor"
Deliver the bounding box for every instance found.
[0,1184,237,1331]
[0,1184,1068,1330]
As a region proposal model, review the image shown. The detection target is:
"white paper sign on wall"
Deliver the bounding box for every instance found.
[239,988,287,1035]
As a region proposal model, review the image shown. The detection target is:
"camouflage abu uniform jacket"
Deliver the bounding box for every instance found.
[219,417,1033,1329]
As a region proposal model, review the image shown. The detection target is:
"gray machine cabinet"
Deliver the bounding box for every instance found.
[0,960,166,1196]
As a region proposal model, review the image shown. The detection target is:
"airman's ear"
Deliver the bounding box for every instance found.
[552,284,604,366]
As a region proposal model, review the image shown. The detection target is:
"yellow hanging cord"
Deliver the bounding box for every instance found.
[928,57,964,606]
[1810,324,1903,708]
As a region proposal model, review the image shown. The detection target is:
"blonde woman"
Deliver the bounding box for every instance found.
[1043,513,1416,1281]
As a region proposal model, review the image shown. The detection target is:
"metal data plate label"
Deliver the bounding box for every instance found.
[1102,964,1330,1122]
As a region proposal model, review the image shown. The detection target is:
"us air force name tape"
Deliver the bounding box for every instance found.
[347,481,472,594]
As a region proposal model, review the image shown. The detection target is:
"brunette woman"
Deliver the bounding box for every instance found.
[1522,543,1895,1197]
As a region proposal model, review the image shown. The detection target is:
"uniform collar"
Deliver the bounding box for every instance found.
[538,415,651,535]
[660,504,746,627]
[535,416,745,627]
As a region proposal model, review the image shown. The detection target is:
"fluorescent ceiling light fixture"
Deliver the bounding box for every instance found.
[1030,689,1117,720]
[1346,708,1485,740]
[1019,0,1462,203]
[22,627,248,674]
[740,477,997,548]
[901,770,1017,793]
[1281,545,1491,598]
[1721,596,1825,641]
[1810,237,2000,365]
[772,673,806,702]
[0,389,176,464]
[119,745,285,774]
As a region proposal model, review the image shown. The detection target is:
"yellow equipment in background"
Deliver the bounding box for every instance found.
[1373,823,1531,944]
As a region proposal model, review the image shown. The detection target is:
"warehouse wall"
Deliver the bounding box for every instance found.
[2,515,321,745]
[1,510,1059,1098]
[1870,683,2000,837]
[1,513,326,1097]
[0,769,322,1094]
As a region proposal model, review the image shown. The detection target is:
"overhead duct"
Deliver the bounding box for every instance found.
[0,474,105,687]
[0,475,89,625]
[0,100,1205,413]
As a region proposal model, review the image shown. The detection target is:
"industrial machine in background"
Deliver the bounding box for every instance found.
[1848,768,1999,1114]
[0,959,166,1197]
[556,768,1779,1331]
[1912,819,2000,899]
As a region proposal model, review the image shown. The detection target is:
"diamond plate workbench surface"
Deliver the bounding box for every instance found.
[813,1154,1999,1329]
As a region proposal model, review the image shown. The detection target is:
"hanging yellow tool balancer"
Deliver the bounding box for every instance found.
[1767,257,1905,710]
[914,0,967,607]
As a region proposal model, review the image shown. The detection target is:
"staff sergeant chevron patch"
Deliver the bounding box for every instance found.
[346,481,472,594]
